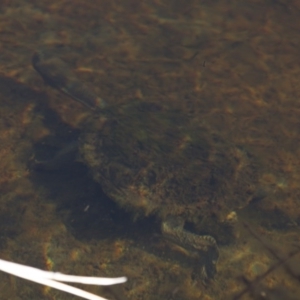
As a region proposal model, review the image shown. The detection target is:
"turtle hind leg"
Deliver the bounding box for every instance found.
[161,216,219,282]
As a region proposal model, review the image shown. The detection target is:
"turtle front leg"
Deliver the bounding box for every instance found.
[29,140,79,171]
[161,216,219,282]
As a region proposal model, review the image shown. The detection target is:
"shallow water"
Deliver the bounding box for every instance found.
[0,0,300,299]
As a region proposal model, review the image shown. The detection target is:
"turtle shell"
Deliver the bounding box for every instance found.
[79,100,257,235]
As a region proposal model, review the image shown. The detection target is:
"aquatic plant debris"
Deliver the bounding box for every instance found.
[0,258,127,300]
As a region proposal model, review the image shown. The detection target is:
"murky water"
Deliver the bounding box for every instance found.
[0,1,300,299]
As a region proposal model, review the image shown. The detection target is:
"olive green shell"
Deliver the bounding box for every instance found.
[79,101,257,234]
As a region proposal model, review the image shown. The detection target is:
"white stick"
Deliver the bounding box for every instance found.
[0,259,127,300]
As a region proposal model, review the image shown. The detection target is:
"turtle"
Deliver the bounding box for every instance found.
[32,50,258,282]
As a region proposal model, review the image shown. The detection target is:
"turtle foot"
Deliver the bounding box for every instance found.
[161,216,219,282]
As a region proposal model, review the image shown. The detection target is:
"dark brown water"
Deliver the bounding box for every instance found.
[0,0,300,299]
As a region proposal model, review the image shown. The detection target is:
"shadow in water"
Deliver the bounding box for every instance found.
[28,105,215,286]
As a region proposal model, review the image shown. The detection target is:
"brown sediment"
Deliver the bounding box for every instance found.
[0,0,300,299]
